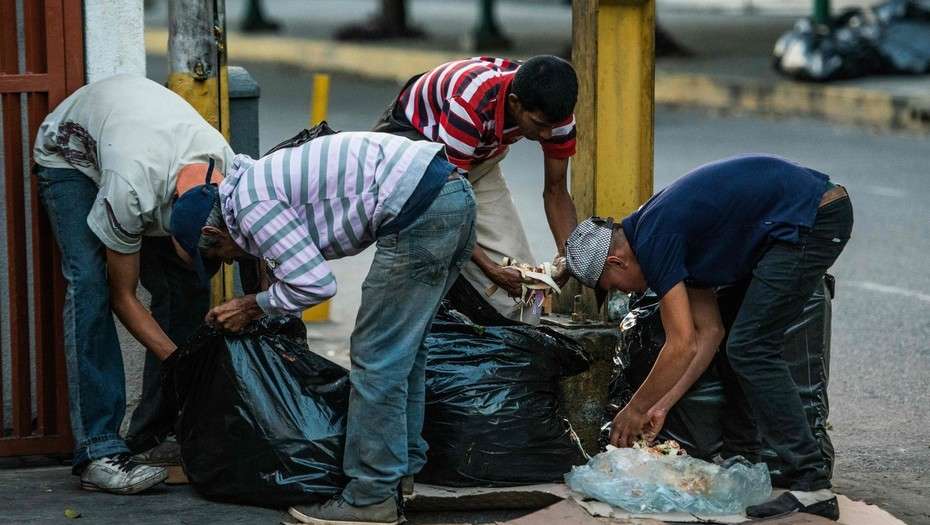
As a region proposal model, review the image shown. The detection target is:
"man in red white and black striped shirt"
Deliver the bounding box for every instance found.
[374,55,579,323]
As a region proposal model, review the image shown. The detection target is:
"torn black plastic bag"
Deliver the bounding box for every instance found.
[603,277,835,479]
[601,295,725,458]
[420,307,590,486]
[164,316,349,506]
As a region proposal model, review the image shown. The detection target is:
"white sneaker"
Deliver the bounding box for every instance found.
[80,454,168,495]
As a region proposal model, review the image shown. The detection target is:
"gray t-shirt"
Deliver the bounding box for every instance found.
[34,74,233,253]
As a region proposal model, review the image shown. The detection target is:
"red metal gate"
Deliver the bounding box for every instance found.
[0,0,84,457]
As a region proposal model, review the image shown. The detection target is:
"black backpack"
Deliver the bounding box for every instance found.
[263,121,339,157]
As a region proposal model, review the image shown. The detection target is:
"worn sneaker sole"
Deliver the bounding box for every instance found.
[287,507,402,525]
[80,468,168,495]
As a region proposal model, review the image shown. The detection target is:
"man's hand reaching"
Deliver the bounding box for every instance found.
[489,265,526,297]
[206,294,264,333]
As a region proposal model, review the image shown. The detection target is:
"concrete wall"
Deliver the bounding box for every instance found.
[84,0,146,82]
[82,0,148,433]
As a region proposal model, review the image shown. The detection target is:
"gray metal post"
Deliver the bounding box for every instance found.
[226,66,262,295]
[227,66,261,158]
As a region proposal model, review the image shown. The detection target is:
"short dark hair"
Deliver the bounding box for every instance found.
[511,55,578,123]
[609,223,628,255]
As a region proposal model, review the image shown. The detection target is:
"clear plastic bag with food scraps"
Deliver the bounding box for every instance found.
[565,441,772,515]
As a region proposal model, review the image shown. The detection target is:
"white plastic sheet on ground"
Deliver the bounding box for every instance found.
[565,446,772,516]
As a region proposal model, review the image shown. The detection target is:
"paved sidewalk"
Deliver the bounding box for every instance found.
[0,461,906,524]
[144,0,930,133]
[0,462,529,524]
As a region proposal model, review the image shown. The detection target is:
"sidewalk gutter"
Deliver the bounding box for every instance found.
[146,29,930,134]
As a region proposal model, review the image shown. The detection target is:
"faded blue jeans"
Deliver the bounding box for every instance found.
[36,167,131,468]
[36,167,209,469]
[341,177,476,506]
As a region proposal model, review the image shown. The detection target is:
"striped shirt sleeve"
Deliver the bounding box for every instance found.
[540,114,577,159]
[437,95,484,171]
[237,200,337,315]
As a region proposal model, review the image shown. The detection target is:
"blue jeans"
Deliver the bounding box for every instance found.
[341,177,476,506]
[36,167,131,468]
[36,167,209,468]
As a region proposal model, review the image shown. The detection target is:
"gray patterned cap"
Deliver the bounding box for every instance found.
[565,217,614,289]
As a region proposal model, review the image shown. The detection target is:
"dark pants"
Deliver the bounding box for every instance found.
[722,195,853,491]
[126,237,211,453]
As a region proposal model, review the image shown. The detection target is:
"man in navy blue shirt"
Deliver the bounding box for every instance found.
[564,155,853,521]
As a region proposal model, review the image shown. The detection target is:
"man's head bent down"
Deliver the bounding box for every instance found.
[564,217,648,299]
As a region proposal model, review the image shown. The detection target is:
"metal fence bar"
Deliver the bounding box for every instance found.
[1,0,32,440]
[26,0,58,437]
[0,0,78,452]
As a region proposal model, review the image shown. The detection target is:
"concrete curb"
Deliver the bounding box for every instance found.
[656,72,930,135]
[146,29,930,134]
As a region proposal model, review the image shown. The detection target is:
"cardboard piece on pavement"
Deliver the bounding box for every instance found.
[404,482,571,512]
[836,495,907,525]
[571,492,905,525]
[278,483,905,525]
[503,499,664,525]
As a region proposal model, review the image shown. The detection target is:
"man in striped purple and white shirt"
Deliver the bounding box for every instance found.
[199,131,476,524]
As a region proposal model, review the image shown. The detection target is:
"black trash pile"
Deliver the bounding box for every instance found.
[163,304,592,504]
[164,316,349,506]
[773,0,930,81]
[602,276,836,480]
[420,306,591,486]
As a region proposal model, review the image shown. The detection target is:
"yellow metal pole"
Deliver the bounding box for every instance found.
[302,73,332,323]
[167,0,234,307]
[561,0,655,317]
[310,74,331,126]
[594,0,654,218]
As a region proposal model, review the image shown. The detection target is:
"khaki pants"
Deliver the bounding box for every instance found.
[461,155,539,323]
[373,98,538,323]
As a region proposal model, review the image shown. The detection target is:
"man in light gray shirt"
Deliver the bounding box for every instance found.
[33,74,233,495]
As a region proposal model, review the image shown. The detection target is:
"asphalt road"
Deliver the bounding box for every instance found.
[145,57,930,524]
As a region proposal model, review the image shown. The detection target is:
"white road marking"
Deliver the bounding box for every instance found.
[845,280,930,304]
[861,185,909,199]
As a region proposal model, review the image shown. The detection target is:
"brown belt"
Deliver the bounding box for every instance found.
[820,185,848,207]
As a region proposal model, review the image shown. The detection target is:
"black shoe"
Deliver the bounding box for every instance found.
[746,492,839,521]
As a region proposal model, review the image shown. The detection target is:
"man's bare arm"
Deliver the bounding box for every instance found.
[543,156,577,254]
[611,282,699,446]
[106,249,177,360]
[648,287,724,436]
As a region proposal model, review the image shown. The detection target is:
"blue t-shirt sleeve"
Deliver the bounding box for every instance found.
[635,233,689,298]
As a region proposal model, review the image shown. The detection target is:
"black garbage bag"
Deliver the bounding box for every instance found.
[420,307,590,486]
[717,277,836,480]
[164,316,349,506]
[601,292,725,458]
[774,0,930,81]
[872,0,930,73]
[602,277,835,480]
[773,9,886,81]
